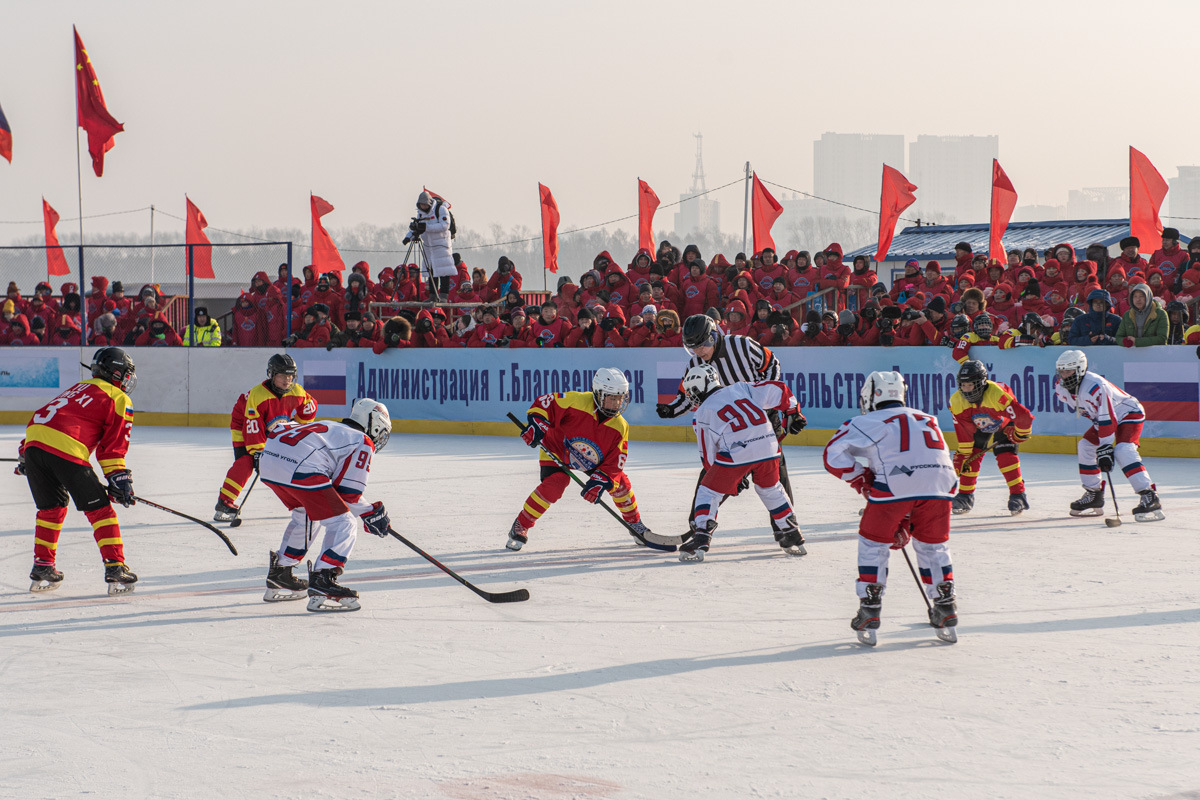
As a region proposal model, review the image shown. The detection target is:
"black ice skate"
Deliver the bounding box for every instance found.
[773,520,807,556]
[29,563,64,593]
[1132,489,1165,523]
[951,493,974,515]
[851,583,883,647]
[1069,486,1105,517]
[213,500,239,523]
[264,550,309,602]
[306,566,360,612]
[1008,492,1030,516]
[678,521,715,563]
[929,581,958,644]
[505,520,528,551]
[104,562,138,596]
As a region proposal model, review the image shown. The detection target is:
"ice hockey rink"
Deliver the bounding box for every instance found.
[1,425,1198,800]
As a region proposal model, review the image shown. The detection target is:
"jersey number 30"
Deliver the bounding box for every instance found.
[883,413,946,452]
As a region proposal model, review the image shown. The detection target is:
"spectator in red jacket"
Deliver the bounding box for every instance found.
[1150,227,1189,279]
[786,251,817,297]
[649,309,682,347]
[1109,237,1148,279]
[349,260,373,290]
[706,254,733,298]
[85,276,108,320]
[893,307,940,346]
[485,257,523,302]
[56,282,77,315]
[526,301,573,347]
[950,242,974,280]
[989,283,1022,327]
[762,276,795,312]
[1145,268,1173,302]
[23,294,53,333]
[649,280,679,315]
[272,263,291,294]
[287,306,332,348]
[888,259,921,302]
[1065,260,1100,307]
[297,265,318,307]
[409,309,445,348]
[597,306,628,347]
[552,281,580,323]
[372,267,398,303]
[626,248,655,292]
[359,312,383,346]
[959,287,1005,332]
[307,273,343,327]
[574,270,602,308]
[679,261,719,318]
[372,315,414,353]
[845,256,877,307]
[1038,258,1063,289]
[133,314,183,346]
[89,312,118,346]
[564,307,603,347]
[344,272,372,321]
[818,243,851,292]
[468,306,512,347]
[447,275,479,305]
[3,315,39,345]
[47,314,82,346]
[723,299,751,337]
[228,293,263,346]
[753,248,786,296]
[602,268,637,312]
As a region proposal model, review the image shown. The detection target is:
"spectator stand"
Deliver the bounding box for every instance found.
[370,291,550,321]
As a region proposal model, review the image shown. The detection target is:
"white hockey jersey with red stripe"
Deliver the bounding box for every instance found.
[692,381,797,468]
[259,420,375,514]
[823,406,958,502]
[1054,373,1145,445]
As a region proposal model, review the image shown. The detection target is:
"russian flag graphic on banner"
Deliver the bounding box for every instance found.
[303,360,347,407]
[1123,362,1199,422]
[656,361,687,404]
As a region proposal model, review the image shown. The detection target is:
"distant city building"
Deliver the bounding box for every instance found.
[1013,204,1067,223]
[908,135,998,224]
[1065,187,1128,220]
[673,133,720,237]
[812,132,905,218]
[1168,166,1200,225]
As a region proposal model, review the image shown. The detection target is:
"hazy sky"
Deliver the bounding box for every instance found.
[0,0,1194,246]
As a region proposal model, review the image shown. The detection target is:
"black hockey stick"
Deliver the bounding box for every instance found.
[229,471,258,529]
[132,495,239,555]
[1103,471,1122,528]
[506,412,682,551]
[899,546,933,613]
[386,527,529,603]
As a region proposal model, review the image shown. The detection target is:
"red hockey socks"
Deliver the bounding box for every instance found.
[84,505,125,565]
[33,507,68,566]
[517,471,570,530]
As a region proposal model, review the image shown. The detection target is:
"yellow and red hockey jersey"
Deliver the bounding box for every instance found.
[948,381,1033,455]
[230,381,317,452]
[22,378,133,475]
[528,391,629,475]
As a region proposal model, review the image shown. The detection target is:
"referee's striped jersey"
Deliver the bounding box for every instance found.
[663,334,782,417]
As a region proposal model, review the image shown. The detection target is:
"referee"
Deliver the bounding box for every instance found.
[657,315,806,526]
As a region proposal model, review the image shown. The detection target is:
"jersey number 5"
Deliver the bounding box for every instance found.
[883,413,946,452]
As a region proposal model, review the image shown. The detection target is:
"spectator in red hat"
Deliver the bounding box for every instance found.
[372,268,398,303]
[447,274,478,305]
[85,276,108,320]
[597,306,629,347]
[1145,268,1173,302]
[45,314,81,346]
[602,268,637,314]
[989,283,1021,328]
[889,259,922,302]
[1065,260,1100,307]
[229,293,265,346]
[3,315,39,345]
[626,248,655,292]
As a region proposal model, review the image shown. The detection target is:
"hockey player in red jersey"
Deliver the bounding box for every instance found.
[16,347,139,594]
[507,368,656,551]
[258,398,392,611]
[823,371,959,645]
[213,354,317,522]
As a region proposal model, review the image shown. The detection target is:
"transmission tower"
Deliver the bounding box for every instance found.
[691,133,707,193]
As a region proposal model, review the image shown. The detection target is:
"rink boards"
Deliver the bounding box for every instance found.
[1,345,1198,456]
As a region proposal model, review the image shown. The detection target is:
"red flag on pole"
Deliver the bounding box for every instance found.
[874,165,918,262]
[1130,146,1168,254]
[0,100,12,164]
[42,199,70,277]
[637,179,660,254]
[538,183,560,274]
[310,194,345,274]
[185,196,215,279]
[988,159,1018,263]
[751,173,783,254]
[74,27,124,177]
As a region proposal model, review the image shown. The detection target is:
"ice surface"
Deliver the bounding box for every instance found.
[2,425,1199,800]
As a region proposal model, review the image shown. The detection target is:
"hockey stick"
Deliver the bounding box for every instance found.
[386,527,529,603]
[132,496,239,555]
[899,546,933,613]
[0,457,19,462]
[229,471,258,529]
[506,412,682,551]
[1103,471,1122,528]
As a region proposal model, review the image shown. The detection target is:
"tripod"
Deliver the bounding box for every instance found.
[400,232,444,304]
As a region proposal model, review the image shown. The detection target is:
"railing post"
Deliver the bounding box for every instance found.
[78,245,88,346]
[286,242,293,340]
[187,244,195,347]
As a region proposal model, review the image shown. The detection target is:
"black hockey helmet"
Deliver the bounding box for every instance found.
[267,353,297,379]
[956,359,989,405]
[949,313,970,339]
[89,347,136,393]
[971,313,993,338]
[682,314,718,354]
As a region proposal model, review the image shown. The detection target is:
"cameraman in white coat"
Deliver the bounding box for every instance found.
[404,191,456,299]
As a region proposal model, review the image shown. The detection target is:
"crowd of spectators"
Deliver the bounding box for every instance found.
[4,229,1200,352]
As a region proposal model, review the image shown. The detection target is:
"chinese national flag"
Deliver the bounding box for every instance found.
[751,173,783,254]
[74,27,124,177]
[637,179,659,254]
[311,194,345,274]
[875,165,918,262]
[1130,147,1168,254]
[42,199,71,277]
[0,100,12,164]
[185,197,215,279]
[988,160,1018,263]
[539,183,560,274]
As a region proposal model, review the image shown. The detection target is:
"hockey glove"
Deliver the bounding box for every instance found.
[735,473,750,495]
[849,469,875,498]
[785,411,808,435]
[14,451,25,476]
[891,520,912,550]
[1096,443,1115,474]
[581,470,614,504]
[952,451,982,475]
[1003,425,1030,444]
[521,415,551,449]
[252,451,262,474]
[360,502,390,537]
[655,403,674,419]
[106,469,136,507]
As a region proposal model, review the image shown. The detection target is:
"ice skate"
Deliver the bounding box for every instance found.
[1069,486,1105,517]
[852,583,883,646]
[626,520,653,547]
[1132,489,1165,523]
[29,563,64,593]
[505,520,528,551]
[1007,492,1029,516]
[104,562,138,596]
[773,525,807,556]
[951,493,974,515]
[678,521,715,563]
[213,500,239,523]
[929,581,958,643]
[263,550,308,602]
[306,566,360,612]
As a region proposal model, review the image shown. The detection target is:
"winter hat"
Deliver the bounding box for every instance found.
[954,241,973,253]
[1163,227,1181,240]
[6,281,18,295]
[498,256,514,272]
[926,296,947,315]
[1120,236,1140,250]
[112,281,124,294]
[641,304,657,316]
[343,310,362,322]
[838,310,856,326]
[576,307,594,322]
[925,261,942,273]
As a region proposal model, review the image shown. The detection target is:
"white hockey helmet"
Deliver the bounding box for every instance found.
[348,397,391,450]
[860,370,907,414]
[681,363,722,409]
[1056,349,1088,393]
[592,367,630,419]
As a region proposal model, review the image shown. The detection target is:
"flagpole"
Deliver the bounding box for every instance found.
[540,184,547,294]
[74,56,87,344]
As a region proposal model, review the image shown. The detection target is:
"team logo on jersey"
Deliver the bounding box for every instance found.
[970,413,1004,434]
[564,436,602,471]
[685,286,699,298]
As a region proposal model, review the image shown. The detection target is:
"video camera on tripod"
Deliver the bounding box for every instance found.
[402,217,427,245]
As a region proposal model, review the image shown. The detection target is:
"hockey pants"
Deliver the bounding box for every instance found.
[517,464,641,531]
[25,447,126,566]
[693,458,795,537]
[857,498,953,600]
[1078,422,1152,493]
[219,447,257,507]
[957,431,1024,496]
[266,484,357,571]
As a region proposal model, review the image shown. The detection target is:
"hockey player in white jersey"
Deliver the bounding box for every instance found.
[1054,350,1164,522]
[677,364,807,563]
[823,371,959,645]
[257,398,393,611]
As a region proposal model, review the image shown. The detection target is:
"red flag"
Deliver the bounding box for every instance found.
[538,183,560,274]
[751,174,783,254]
[42,199,71,277]
[874,165,918,262]
[185,196,215,279]
[0,100,12,164]
[988,159,1018,263]
[310,194,345,274]
[423,186,450,206]
[1130,147,1168,254]
[637,179,660,254]
[74,27,124,177]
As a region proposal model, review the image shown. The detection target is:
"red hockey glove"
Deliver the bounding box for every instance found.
[891,522,912,551]
[849,469,875,498]
[580,470,614,504]
[1002,425,1030,444]
[521,414,551,449]
[952,451,982,474]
